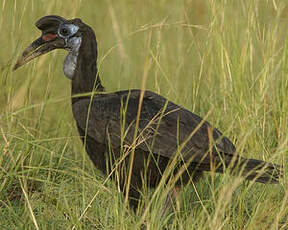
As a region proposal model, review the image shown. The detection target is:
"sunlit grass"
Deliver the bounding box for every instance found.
[0,0,287,229]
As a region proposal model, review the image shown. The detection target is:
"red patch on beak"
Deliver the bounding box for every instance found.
[42,33,57,41]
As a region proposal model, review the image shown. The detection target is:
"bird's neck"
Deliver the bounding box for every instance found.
[71,32,104,103]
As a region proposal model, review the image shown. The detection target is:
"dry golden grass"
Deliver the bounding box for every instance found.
[0,0,287,229]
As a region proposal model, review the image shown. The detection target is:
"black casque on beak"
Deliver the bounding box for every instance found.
[13,15,67,70]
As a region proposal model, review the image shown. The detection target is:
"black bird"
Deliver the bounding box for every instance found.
[14,15,281,211]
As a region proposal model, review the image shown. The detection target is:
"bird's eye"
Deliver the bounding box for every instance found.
[60,28,69,36]
[58,24,79,38]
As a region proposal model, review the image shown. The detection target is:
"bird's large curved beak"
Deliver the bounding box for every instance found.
[13,34,65,71]
[13,15,67,71]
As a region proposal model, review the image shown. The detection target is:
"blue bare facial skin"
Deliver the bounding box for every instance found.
[58,24,80,47]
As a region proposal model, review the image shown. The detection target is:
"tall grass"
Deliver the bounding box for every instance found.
[0,0,287,229]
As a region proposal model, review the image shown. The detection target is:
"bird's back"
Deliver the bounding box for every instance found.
[72,89,236,161]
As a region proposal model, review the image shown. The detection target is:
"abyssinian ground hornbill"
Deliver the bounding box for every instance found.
[14,15,282,211]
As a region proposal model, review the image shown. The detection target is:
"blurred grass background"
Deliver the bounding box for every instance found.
[0,0,288,229]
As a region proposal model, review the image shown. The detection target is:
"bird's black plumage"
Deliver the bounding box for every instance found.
[14,15,282,211]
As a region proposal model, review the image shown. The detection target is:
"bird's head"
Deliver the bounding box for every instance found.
[13,15,87,70]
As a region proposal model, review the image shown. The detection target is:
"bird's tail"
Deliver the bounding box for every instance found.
[231,156,282,184]
[193,153,282,184]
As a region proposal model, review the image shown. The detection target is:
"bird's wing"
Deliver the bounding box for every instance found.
[72,90,236,160]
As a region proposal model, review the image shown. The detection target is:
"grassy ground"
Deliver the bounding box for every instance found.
[0,0,287,229]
